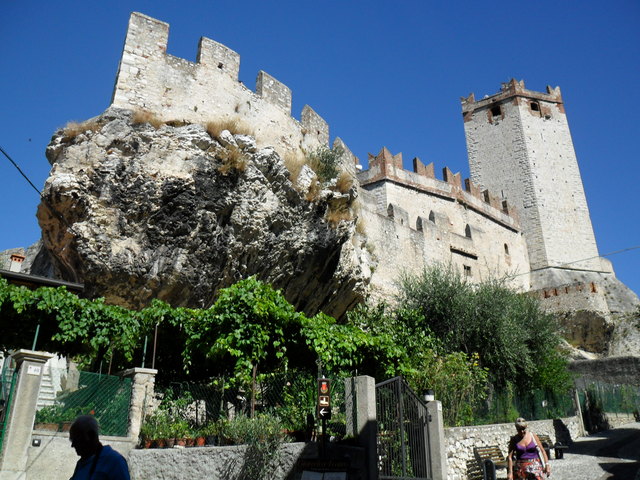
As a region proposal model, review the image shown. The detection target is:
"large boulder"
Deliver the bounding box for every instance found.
[36,108,369,317]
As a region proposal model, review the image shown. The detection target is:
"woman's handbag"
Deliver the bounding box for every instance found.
[532,434,547,470]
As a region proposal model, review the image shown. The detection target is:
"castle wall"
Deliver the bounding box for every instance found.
[463,80,606,277]
[358,153,530,299]
[111,12,329,158]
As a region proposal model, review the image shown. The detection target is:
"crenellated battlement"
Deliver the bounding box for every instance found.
[461,78,564,117]
[111,12,330,156]
[357,147,518,230]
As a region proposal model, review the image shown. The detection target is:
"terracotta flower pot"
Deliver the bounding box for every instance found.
[185,437,195,447]
[195,436,206,447]
[34,422,59,432]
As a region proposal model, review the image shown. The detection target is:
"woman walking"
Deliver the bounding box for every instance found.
[507,418,551,480]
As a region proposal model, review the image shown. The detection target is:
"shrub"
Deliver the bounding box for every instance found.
[306,145,344,183]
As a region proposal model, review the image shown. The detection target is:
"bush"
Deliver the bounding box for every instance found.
[395,264,571,393]
[306,145,344,183]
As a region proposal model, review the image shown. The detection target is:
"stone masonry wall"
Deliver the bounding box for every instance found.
[444,417,582,480]
[463,80,605,276]
[111,12,330,159]
[357,148,530,299]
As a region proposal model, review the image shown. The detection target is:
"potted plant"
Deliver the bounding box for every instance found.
[200,422,219,446]
[34,405,63,432]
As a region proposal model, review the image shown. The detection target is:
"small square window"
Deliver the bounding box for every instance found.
[490,105,502,117]
[464,265,472,277]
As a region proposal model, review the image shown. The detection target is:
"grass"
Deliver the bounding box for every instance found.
[132,109,165,129]
[326,204,353,227]
[62,119,102,139]
[284,152,305,185]
[206,118,253,140]
[217,146,247,175]
[335,171,354,194]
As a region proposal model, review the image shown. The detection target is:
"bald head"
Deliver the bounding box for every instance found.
[70,415,101,458]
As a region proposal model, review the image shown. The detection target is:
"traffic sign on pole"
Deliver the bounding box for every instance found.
[317,378,331,420]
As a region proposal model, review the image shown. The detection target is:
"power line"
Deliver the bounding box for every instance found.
[506,245,640,280]
[0,144,42,195]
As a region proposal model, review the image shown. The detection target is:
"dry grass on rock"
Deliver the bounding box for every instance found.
[217,146,247,175]
[132,109,165,129]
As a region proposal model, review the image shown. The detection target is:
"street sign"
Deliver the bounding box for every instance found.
[317,378,331,420]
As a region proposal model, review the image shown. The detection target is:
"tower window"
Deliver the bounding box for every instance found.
[490,105,502,117]
[428,211,436,224]
[530,101,540,111]
[464,265,472,277]
[504,243,510,255]
[465,224,472,239]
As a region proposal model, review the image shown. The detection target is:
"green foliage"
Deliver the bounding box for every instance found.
[184,277,300,387]
[347,303,488,426]
[395,264,571,393]
[306,145,344,183]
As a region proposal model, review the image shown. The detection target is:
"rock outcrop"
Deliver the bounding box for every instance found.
[35,108,369,317]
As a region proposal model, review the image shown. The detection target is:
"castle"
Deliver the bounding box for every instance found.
[109,13,633,309]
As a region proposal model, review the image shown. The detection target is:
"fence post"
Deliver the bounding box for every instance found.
[573,389,585,437]
[345,375,377,480]
[121,368,157,442]
[0,349,53,479]
[426,400,448,480]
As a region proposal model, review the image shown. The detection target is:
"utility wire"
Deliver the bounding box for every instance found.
[2,143,639,276]
[506,245,640,280]
[0,144,42,195]
[0,143,73,231]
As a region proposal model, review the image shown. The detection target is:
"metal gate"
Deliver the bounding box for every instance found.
[0,356,18,454]
[376,376,431,480]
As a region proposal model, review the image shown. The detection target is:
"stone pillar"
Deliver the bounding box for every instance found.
[345,375,377,480]
[0,349,53,480]
[426,401,447,480]
[120,368,157,441]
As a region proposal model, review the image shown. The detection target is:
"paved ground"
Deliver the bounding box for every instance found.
[546,422,640,480]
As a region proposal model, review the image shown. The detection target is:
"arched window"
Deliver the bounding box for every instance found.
[416,217,424,231]
[387,204,394,218]
[428,211,435,223]
[465,224,472,239]
[504,243,510,255]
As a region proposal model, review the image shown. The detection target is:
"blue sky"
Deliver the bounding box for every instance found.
[1,1,639,296]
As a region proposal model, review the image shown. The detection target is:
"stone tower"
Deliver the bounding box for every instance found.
[461,79,612,289]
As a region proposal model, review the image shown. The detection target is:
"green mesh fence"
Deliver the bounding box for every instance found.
[155,370,347,436]
[0,359,17,453]
[34,369,132,436]
[580,381,640,415]
[471,388,576,426]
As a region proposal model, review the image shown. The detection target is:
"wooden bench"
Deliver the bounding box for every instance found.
[537,433,568,459]
[471,445,507,479]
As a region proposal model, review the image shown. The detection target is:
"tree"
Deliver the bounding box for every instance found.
[395,264,571,393]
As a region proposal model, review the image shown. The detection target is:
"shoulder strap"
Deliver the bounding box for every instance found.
[531,434,547,469]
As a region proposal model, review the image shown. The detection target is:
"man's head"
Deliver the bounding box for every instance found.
[69,415,101,459]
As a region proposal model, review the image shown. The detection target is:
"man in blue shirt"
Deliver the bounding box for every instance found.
[69,415,130,480]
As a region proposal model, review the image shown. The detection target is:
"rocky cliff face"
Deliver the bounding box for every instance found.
[36,108,370,317]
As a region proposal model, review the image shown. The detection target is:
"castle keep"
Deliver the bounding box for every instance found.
[108,12,634,317]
